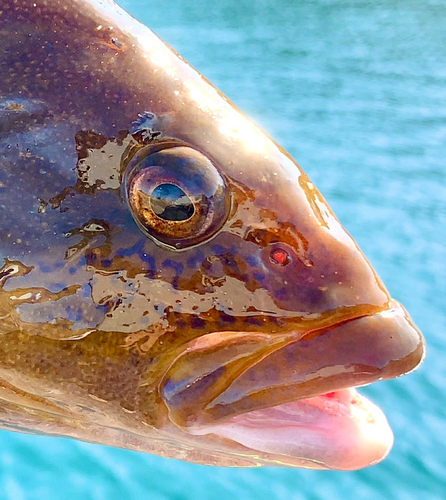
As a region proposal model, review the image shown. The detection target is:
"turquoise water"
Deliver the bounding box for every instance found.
[1,0,445,498]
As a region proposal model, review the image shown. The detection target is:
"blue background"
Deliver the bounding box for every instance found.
[1,0,445,498]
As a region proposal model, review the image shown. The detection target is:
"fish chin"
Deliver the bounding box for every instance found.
[189,387,394,471]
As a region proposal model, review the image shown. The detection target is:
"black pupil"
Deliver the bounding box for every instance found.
[150,183,194,221]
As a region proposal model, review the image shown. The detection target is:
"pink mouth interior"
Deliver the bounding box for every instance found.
[189,388,394,470]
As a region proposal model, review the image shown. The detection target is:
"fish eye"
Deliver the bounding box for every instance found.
[150,183,194,222]
[125,146,230,249]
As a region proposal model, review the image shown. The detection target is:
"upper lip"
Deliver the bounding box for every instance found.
[161,300,425,429]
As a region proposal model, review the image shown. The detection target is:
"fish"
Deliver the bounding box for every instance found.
[0,0,425,471]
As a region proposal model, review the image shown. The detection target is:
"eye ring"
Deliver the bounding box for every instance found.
[125,145,230,250]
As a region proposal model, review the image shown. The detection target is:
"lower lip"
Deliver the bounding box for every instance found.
[189,387,394,470]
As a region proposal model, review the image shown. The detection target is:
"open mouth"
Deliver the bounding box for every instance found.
[161,300,425,470]
[189,387,394,470]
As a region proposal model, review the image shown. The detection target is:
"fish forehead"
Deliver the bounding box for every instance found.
[0,0,323,228]
[0,0,287,167]
[0,0,401,459]
[0,0,300,241]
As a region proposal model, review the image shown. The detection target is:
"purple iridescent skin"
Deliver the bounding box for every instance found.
[0,0,424,470]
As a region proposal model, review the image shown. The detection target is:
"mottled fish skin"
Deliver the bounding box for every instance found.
[0,0,424,469]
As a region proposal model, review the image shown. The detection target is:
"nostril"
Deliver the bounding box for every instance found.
[270,248,290,266]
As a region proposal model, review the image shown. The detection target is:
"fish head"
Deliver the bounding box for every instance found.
[0,0,425,470]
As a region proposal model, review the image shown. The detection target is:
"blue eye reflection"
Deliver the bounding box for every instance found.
[151,183,194,222]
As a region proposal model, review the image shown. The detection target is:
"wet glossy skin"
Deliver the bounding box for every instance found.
[0,0,425,469]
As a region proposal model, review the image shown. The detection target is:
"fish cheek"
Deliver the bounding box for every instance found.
[252,228,389,318]
[228,169,391,317]
[220,238,326,319]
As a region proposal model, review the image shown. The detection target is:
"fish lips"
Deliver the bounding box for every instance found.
[161,300,425,431]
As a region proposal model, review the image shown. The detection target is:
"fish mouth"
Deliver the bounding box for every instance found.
[161,300,425,470]
[191,387,393,470]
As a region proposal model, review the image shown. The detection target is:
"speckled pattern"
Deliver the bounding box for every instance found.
[0,0,424,469]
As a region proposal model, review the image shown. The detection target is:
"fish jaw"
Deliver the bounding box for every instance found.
[190,388,394,470]
[160,300,424,469]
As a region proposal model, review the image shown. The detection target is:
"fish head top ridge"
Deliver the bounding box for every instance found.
[0,0,425,470]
